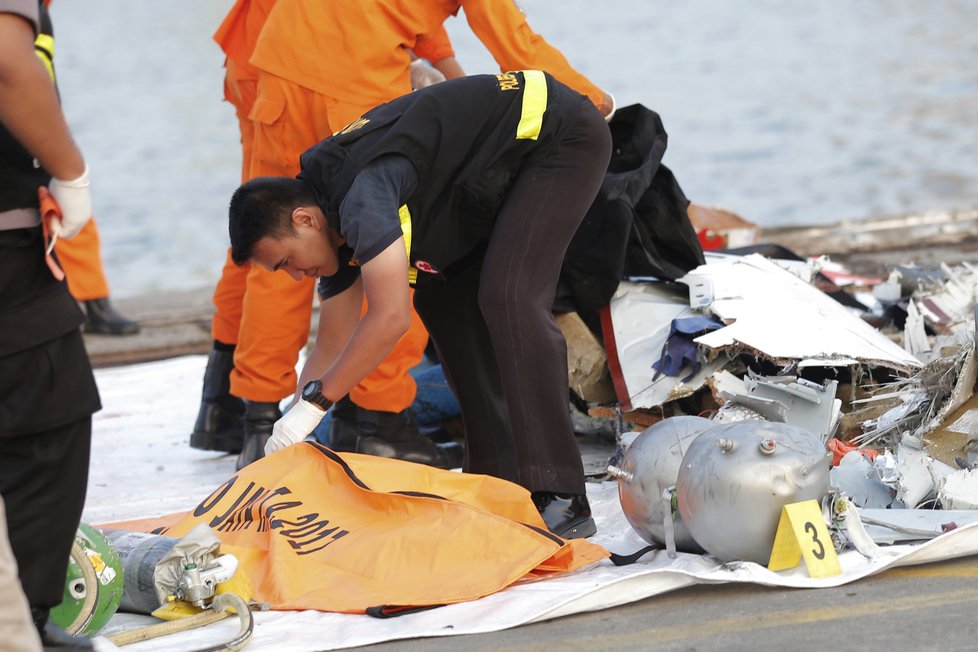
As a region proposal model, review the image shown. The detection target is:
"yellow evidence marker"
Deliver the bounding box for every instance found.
[767,499,842,578]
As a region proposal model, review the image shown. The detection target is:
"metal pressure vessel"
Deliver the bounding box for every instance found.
[613,416,715,552]
[676,420,831,564]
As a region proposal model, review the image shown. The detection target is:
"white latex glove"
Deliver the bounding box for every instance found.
[265,398,326,456]
[48,164,92,239]
[409,59,446,90]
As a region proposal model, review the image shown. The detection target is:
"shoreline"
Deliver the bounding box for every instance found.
[84,208,978,368]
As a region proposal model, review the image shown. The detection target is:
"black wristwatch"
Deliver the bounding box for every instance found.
[301,380,333,411]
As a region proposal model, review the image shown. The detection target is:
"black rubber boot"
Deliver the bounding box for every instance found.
[82,297,140,335]
[356,408,463,469]
[326,395,359,452]
[190,347,245,453]
[236,400,281,470]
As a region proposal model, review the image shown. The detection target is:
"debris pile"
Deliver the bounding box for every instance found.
[588,242,978,564]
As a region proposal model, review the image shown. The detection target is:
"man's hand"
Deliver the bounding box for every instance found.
[409,58,446,90]
[264,398,327,456]
[48,164,92,239]
[599,91,616,122]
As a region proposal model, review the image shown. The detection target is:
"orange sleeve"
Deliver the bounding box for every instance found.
[413,23,455,64]
[459,0,604,108]
[214,0,277,76]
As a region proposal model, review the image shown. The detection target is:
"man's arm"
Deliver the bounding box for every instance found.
[291,278,364,406]
[316,238,413,402]
[0,12,85,180]
[460,0,614,116]
[265,239,412,456]
[414,24,466,81]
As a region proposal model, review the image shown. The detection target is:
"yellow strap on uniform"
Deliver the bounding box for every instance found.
[515,70,547,141]
[398,204,417,285]
[34,34,55,82]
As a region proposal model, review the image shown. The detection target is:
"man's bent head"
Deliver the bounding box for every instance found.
[229,177,314,263]
[229,177,339,280]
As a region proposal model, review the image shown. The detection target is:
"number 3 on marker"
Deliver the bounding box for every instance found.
[804,521,825,560]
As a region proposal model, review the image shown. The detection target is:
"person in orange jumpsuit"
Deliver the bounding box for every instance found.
[190,0,279,468]
[196,0,614,469]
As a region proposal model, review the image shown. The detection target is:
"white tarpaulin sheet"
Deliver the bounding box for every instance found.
[88,357,978,651]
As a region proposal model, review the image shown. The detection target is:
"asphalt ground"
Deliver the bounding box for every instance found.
[363,555,978,652]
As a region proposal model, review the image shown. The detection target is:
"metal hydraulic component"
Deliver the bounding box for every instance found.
[174,554,239,607]
[104,527,240,613]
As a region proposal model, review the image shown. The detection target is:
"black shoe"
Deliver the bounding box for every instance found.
[39,622,94,650]
[190,347,245,453]
[326,396,359,452]
[356,407,463,469]
[533,492,597,539]
[82,297,140,335]
[236,400,281,470]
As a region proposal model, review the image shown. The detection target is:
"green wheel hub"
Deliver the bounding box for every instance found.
[49,523,125,635]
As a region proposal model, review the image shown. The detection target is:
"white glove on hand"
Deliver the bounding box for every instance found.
[264,398,327,456]
[48,164,92,240]
[409,59,446,90]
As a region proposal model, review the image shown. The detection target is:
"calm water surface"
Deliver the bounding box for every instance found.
[52,0,978,297]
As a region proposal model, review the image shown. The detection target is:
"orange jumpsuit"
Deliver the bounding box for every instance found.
[55,218,110,301]
[243,0,607,410]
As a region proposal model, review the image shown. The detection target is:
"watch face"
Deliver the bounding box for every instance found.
[303,380,321,399]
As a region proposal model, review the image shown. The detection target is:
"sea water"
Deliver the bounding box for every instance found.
[52,0,978,297]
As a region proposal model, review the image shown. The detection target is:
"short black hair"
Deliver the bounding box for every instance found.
[228,177,318,265]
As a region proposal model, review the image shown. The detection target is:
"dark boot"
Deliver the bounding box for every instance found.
[39,623,95,651]
[356,407,463,469]
[32,608,94,651]
[326,395,359,452]
[236,400,281,470]
[82,297,140,335]
[532,492,596,539]
[190,346,245,453]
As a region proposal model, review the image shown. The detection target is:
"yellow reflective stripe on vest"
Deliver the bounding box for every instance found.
[34,34,55,82]
[515,70,547,140]
[399,204,417,285]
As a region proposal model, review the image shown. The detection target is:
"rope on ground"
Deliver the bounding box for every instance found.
[106,593,254,651]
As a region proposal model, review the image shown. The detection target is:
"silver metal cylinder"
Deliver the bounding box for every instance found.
[615,416,715,552]
[676,420,831,564]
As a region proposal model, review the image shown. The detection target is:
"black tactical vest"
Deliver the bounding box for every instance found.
[298,70,585,278]
[0,1,55,214]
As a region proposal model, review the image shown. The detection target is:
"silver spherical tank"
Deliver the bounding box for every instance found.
[613,416,715,552]
[676,421,831,564]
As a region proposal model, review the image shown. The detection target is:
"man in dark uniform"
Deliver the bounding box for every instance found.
[227,70,611,538]
[0,1,102,648]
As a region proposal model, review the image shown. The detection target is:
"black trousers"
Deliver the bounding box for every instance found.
[414,99,612,495]
[0,416,91,617]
